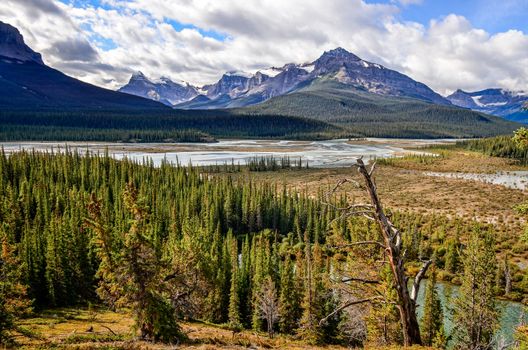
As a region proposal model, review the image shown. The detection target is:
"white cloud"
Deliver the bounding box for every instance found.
[0,0,527,95]
[393,0,423,6]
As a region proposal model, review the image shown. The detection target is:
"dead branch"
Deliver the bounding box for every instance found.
[368,161,377,177]
[100,325,117,336]
[410,260,432,303]
[340,277,380,284]
[329,241,385,250]
[319,296,383,326]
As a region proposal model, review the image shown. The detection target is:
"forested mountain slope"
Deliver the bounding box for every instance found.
[236,80,520,138]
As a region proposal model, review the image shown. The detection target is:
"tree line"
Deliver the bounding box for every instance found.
[0,109,345,142]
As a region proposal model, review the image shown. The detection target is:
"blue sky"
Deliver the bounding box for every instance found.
[369,0,528,34]
[59,0,228,46]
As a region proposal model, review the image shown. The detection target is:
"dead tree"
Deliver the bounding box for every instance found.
[323,157,431,346]
[503,256,512,296]
[256,277,280,338]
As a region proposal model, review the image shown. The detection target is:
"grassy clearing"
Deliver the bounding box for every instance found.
[376,147,527,173]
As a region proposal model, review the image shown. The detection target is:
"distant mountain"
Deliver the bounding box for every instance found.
[234,79,519,138]
[447,89,528,123]
[118,72,199,106]
[170,47,451,109]
[0,21,167,111]
[203,71,260,100]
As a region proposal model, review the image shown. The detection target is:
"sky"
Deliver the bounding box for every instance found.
[0,0,527,95]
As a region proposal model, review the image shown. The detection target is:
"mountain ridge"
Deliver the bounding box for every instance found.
[119,47,452,110]
[118,71,200,106]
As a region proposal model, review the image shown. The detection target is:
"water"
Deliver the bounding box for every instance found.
[424,171,528,190]
[0,138,452,168]
[415,281,527,347]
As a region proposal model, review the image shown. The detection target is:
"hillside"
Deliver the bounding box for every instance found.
[236,80,520,138]
[0,57,170,111]
[12,307,437,349]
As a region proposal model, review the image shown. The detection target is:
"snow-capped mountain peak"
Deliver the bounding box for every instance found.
[257,67,283,77]
[131,71,148,80]
[119,71,199,106]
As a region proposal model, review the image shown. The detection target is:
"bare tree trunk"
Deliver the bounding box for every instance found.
[504,258,512,296]
[355,158,428,346]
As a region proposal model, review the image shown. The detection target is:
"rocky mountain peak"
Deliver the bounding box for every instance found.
[119,71,198,106]
[0,21,44,64]
[130,71,149,81]
[322,47,360,60]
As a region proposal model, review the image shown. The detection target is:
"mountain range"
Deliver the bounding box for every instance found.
[120,48,528,122]
[121,47,452,110]
[0,20,522,140]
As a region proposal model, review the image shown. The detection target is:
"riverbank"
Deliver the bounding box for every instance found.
[0,138,452,168]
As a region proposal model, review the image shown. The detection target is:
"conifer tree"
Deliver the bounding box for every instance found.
[444,239,460,274]
[452,227,498,349]
[278,254,301,334]
[228,232,242,329]
[420,268,445,347]
[86,184,182,343]
[365,264,402,346]
[298,239,327,344]
[0,225,32,344]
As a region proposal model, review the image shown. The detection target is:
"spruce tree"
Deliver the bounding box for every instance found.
[227,232,242,329]
[452,227,498,349]
[278,254,301,334]
[298,240,327,344]
[0,225,32,344]
[365,264,402,346]
[420,269,445,347]
[444,239,460,274]
[86,184,183,343]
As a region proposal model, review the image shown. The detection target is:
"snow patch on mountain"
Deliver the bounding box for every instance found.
[447,88,528,121]
[258,67,282,77]
[225,70,254,78]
